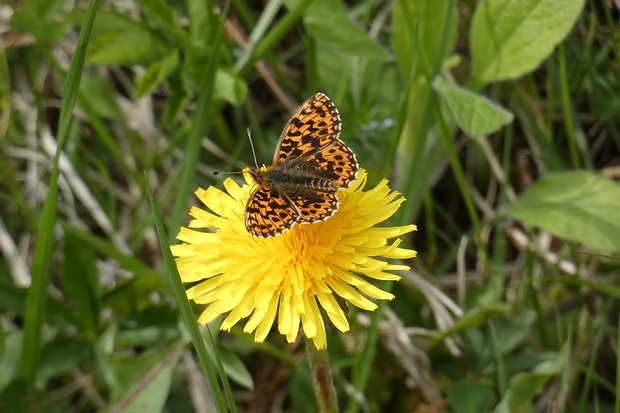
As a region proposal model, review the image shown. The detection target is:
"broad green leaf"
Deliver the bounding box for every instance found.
[214,69,248,105]
[188,0,211,49]
[9,9,66,43]
[136,51,180,98]
[69,10,138,36]
[0,322,21,388]
[286,0,389,60]
[88,29,172,66]
[392,0,458,77]
[79,76,123,121]
[433,77,513,136]
[493,310,535,354]
[219,348,254,390]
[502,171,620,253]
[134,0,191,50]
[448,377,496,413]
[106,342,185,413]
[494,345,568,413]
[135,0,185,41]
[471,0,585,85]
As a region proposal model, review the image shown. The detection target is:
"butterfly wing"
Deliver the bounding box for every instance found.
[245,185,300,237]
[297,139,359,188]
[272,93,341,165]
[273,92,358,188]
[285,190,340,224]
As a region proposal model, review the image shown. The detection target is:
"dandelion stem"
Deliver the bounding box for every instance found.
[306,338,339,413]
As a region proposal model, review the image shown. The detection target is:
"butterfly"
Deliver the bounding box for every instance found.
[245,93,359,238]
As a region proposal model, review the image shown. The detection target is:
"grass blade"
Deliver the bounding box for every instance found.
[168,0,230,241]
[145,172,235,413]
[18,0,101,380]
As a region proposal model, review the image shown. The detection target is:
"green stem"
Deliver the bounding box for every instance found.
[306,338,339,413]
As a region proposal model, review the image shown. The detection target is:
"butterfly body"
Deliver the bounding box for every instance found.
[250,166,338,193]
[245,93,359,238]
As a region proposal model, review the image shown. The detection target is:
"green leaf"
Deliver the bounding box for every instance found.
[188,0,211,49]
[118,306,179,347]
[79,75,123,121]
[106,342,185,413]
[392,0,458,77]
[160,72,191,127]
[37,338,89,382]
[287,0,389,60]
[136,51,180,98]
[9,9,66,43]
[471,0,585,85]
[0,379,65,413]
[502,171,620,253]
[69,9,138,37]
[494,345,568,413]
[88,28,172,66]
[63,232,100,335]
[448,377,496,413]
[0,322,21,387]
[433,77,513,136]
[135,0,186,43]
[220,348,254,390]
[493,310,536,354]
[23,0,64,20]
[214,69,248,105]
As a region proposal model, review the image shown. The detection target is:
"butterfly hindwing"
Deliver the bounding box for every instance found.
[245,186,300,238]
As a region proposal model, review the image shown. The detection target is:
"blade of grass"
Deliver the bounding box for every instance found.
[18,0,100,380]
[233,0,283,73]
[236,0,314,77]
[557,43,582,168]
[145,172,236,413]
[168,0,230,241]
[484,92,516,300]
[489,321,508,397]
[434,101,483,251]
[60,221,154,275]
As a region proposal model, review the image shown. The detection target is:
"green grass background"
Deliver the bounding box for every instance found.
[1,0,620,411]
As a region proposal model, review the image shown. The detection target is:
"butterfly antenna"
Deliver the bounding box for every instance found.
[213,128,259,176]
[247,127,260,169]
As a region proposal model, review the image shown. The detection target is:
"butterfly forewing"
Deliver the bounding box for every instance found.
[272,93,342,165]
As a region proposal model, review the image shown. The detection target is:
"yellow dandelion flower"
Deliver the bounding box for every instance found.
[171,169,416,349]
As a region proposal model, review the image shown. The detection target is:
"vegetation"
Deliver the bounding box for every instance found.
[1,0,619,411]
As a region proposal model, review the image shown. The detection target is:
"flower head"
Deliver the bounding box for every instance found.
[172,169,416,349]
